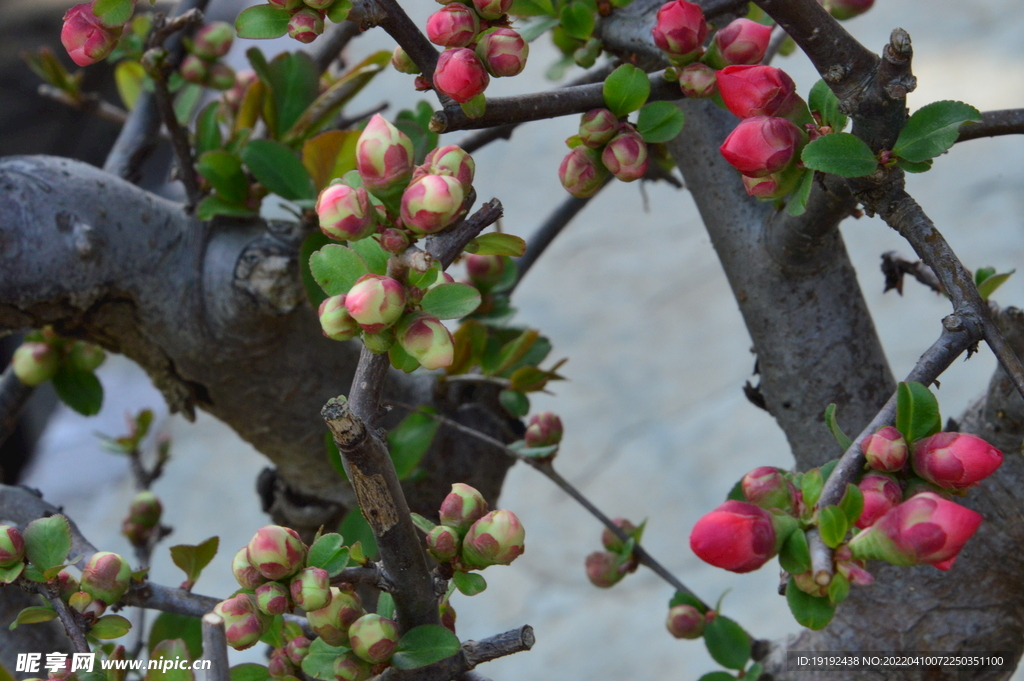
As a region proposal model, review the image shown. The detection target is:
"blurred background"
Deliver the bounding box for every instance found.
[3,0,1024,677]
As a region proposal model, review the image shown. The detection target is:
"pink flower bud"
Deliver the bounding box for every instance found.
[717,65,797,118]
[307,587,363,645]
[288,9,324,43]
[348,613,399,664]
[419,145,475,190]
[651,0,708,60]
[713,18,772,66]
[740,168,802,199]
[356,115,415,195]
[426,4,480,48]
[439,601,457,633]
[400,175,465,235]
[465,254,504,287]
[911,432,1003,490]
[285,636,311,665]
[247,525,307,581]
[214,593,267,650]
[601,518,637,552]
[333,654,372,681]
[391,47,420,74]
[268,649,295,678]
[179,54,209,85]
[426,525,461,561]
[719,116,801,177]
[0,525,25,567]
[80,552,132,605]
[319,295,361,341]
[689,500,777,573]
[290,567,332,612]
[193,21,234,60]
[61,3,122,67]
[848,492,983,570]
[741,466,795,511]
[345,274,407,334]
[12,342,59,386]
[524,412,563,447]
[255,581,291,615]
[471,0,512,20]
[856,473,902,529]
[578,109,618,149]
[439,483,489,532]
[677,62,717,98]
[558,146,609,198]
[57,570,80,600]
[379,228,411,254]
[666,604,704,639]
[433,48,490,104]
[232,546,267,589]
[476,28,529,78]
[861,426,908,472]
[207,63,236,91]
[67,341,106,372]
[822,0,874,20]
[462,509,526,568]
[316,184,378,241]
[396,313,455,369]
[126,491,162,528]
[601,127,649,182]
[585,550,625,588]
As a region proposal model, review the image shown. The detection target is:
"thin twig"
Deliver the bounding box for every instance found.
[201,613,231,681]
[880,251,943,296]
[372,626,535,681]
[40,586,89,653]
[0,366,34,449]
[147,53,201,208]
[426,199,504,269]
[956,109,1024,143]
[38,85,129,125]
[329,563,396,591]
[311,20,364,73]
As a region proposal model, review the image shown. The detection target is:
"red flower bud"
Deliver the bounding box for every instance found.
[861,425,908,472]
[585,550,625,588]
[558,146,609,198]
[911,432,1003,490]
[689,500,776,573]
[0,525,25,567]
[677,62,717,98]
[285,636,311,665]
[427,4,480,48]
[578,109,618,149]
[232,546,267,589]
[439,601,457,633]
[193,21,234,60]
[434,48,490,104]
[471,0,512,20]
[316,184,378,241]
[215,593,267,650]
[712,18,772,66]
[61,3,122,67]
[247,525,307,581]
[717,65,797,119]
[439,483,489,532]
[651,0,708,60]
[464,254,504,287]
[333,654,371,681]
[255,581,291,615]
[475,28,529,78]
[348,613,399,664]
[601,127,649,182]
[524,412,563,447]
[741,466,795,511]
[396,313,455,370]
[288,9,324,43]
[80,552,131,605]
[268,649,295,679]
[126,490,162,528]
[856,473,902,529]
[180,54,209,85]
[345,274,407,335]
[207,63,236,91]
[419,145,475,190]
[719,116,801,177]
[462,509,525,567]
[356,115,414,196]
[426,525,461,561]
[379,228,411,254]
[400,174,465,234]
[601,518,637,552]
[666,604,704,639]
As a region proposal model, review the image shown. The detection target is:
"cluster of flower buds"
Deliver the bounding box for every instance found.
[425,483,526,571]
[179,22,235,90]
[246,0,348,43]
[60,0,131,67]
[11,331,106,388]
[584,518,640,588]
[121,490,164,546]
[652,0,772,71]
[559,109,649,197]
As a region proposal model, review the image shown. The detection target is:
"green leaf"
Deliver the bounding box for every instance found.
[410,513,436,534]
[197,151,249,205]
[388,408,440,479]
[778,529,810,575]
[636,102,685,143]
[827,571,850,605]
[452,571,487,596]
[893,100,982,163]
[746,662,764,681]
[977,270,1014,301]
[376,592,396,620]
[389,342,421,373]
[823,403,852,450]
[91,615,132,639]
[603,64,650,118]
[300,233,332,307]
[326,0,352,23]
[349,237,389,276]
[837,484,863,527]
[785,578,835,630]
[520,15,561,40]
[391,625,461,670]
[896,157,933,173]
[800,469,824,511]
[148,613,203,660]
[819,459,839,482]
[817,506,848,549]
[696,674,735,681]
[498,389,530,417]
[173,84,202,126]
[668,590,708,614]
[229,665,269,681]
[808,79,847,132]
[0,562,24,585]
[301,639,351,681]
[340,507,378,561]
[93,0,134,28]
[9,606,57,629]
[169,536,219,589]
[250,50,320,139]
[785,168,814,217]
[465,233,527,257]
[512,0,556,16]
[115,60,146,110]
[259,615,285,648]
[703,615,750,670]
[241,140,316,202]
[559,1,595,40]
[235,5,290,39]
[23,515,71,571]
[309,244,369,296]
[324,431,347,479]
[195,195,257,221]
[53,366,103,416]
[307,533,350,577]
[895,381,941,444]
[801,133,877,178]
[195,103,223,157]
[420,284,482,320]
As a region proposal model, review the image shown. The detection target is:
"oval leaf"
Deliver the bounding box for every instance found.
[452,571,487,596]
[823,403,852,450]
[52,367,103,416]
[420,283,481,320]
[169,536,219,588]
[309,244,369,296]
[466,233,526,257]
[230,665,270,681]
[235,5,290,39]
[895,381,941,444]
[559,1,595,40]
[838,483,864,527]
[785,578,836,630]
[778,529,810,575]
[636,101,685,143]
[349,237,389,276]
[801,133,877,178]
[197,151,248,205]
[391,625,461,670]
[800,468,824,511]
[10,606,57,629]
[828,571,850,605]
[148,612,203,660]
[91,614,132,639]
[115,60,146,111]
[603,64,650,118]
[388,408,440,479]
[703,615,750,670]
[893,100,982,163]
[307,533,350,577]
[240,139,316,201]
[808,79,847,132]
[93,0,134,28]
[817,505,848,549]
[301,637,350,680]
[24,515,71,572]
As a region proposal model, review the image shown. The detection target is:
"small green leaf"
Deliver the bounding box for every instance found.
[636,101,685,143]
[195,195,257,221]
[348,238,389,276]
[326,0,352,23]
[229,664,270,681]
[420,284,482,320]
[465,233,527,257]
[452,571,487,596]
[801,133,878,178]
[301,639,351,681]
[93,0,134,28]
[817,506,848,549]
[785,578,835,630]
[169,536,219,589]
[703,615,750,670]
[498,389,530,417]
[785,168,814,217]
[893,100,982,163]
[808,79,847,132]
[896,157,933,173]
[235,5,291,39]
[376,592,396,620]
[410,513,436,534]
[340,507,378,561]
[0,562,24,584]
[603,64,650,118]
[895,381,941,444]
[388,408,440,479]
[23,515,71,572]
[9,606,57,629]
[309,244,369,296]
[91,615,132,639]
[520,15,561,40]
[300,232,332,307]
[391,625,461,670]
[511,0,555,15]
[827,571,850,605]
[195,103,223,157]
[668,590,708,614]
[746,662,764,681]
[559,1,595,40]
[778,529,810,575]
[977,270,1014,301]
[114,60,146,110]
[307,533,351,577]
[241,140,316,201]
[837,484,863,527]
[148,613,203,660]
[800,469,824,510]
[53,367,103,416]
[389,342,421,373]
[259,615,285,648]
[174,84,202,126]
[823,403,852,450]
[197,151,249,205]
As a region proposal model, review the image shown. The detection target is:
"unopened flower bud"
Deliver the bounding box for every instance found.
[207,63,236,91]
[856,473,902,530]
[464,254,504,288]
[600,518,637,552]
[193,21,234,60]
[740,169,802,199]
[66,341,106,372]
[912,432,1003,490]
[862,426,908,473]
[524,412,563,447]
[471,0,512,20]
[741,466,795,511]
[356,115,414,196]
[288,9,324,43]
[80,552,131,605]
[391,47,420,74]
[558,146,609,198]
[318,295,360,341]
[822,0,874,20]
[666,604,704,639]
[426,4,480,48]
[179,54,209,85]
[247,525,307,581]
[712,18,772,66]
[420,145,475,190]
[317,184,377,241]
[268,649,294,679]
[61,3,122,67]
[689,501,778,573]
[290,567,332,611]
[578,109,618,149]
[56,570,79,600]
[426,525,461,562]
[462,509,525,568]
[232,546,267,589]
[677,62,717,98]
[255,581,291,615]
[12,342,59,386]
[307,587,363,645]
[439,601,457,633]
[349,613,399,664]
[719,116,801,177]
[0,525,25,567]
[400,175,465,234]
[476,28,529,78]
[585,550,625,587]
[214,593,267,650]
[345,275,406,334]
[285,636,311,665]
[439,483,489,532]
[396,313,455,370]
[717,65,798,119]
[379,228,410,254]
[333,653,371,681]
[651,0,707,60]
[601,128,649,182]
[433,48,490,104]
[126,491,162,528]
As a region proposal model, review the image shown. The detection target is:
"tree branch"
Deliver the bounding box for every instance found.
[39,586,89,653]
[37,85,129,125]
[373,626,535,681]
[0,366,34,449]
[956,109,1024,143]
[329,563,395,591]
[311,20,364,73]
[425,199,504,269]
[880,251,943,295]
[201,613,231,681]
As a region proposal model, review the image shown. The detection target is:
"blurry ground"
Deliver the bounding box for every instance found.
[12,0,1024,678]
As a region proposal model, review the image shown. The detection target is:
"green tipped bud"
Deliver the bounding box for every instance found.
[69,591,106,620]
[397,313,454,370]
[316,184,378,242]
[179,54,209,85]
[333,653,372,681]
[247,525,307,581]
[391,46,420,74]
[207,63,236,91]
[400,174,465,235]
[439,483,488,533]
[439,601,457,633]
[600,518,637,552]
[426,525,460,562]
[0,525,25,567]
[56,569,79,600]
[290,567,332,611]
[464,254,504,288]
[255,581,291,615]
[232,546,267,589]
[126,490,162,528]
[319,295,360,341]
[268,649,295,679]
[578,109,618,149]
[66,341,106,372]
[558,146,608,198]
[214,593,267,650]
[462,509,525,568]
[666,604,704,639]
[12,342,59,386]
[524,412,563,448]
[348,613,399,664]
[417,145,475,190]
[585,550,625,588]
[193,21,234,60]
[80,552,131,605]
[307,587,363,645]
[285,636,311,665]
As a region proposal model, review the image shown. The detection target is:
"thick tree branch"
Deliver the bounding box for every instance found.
[0,366,34,449]
[957,109,1024,143]
[426,199,503,269]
